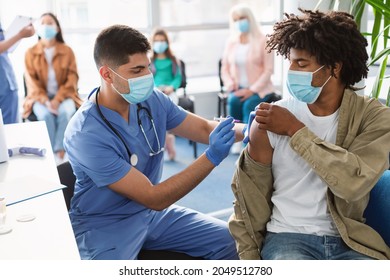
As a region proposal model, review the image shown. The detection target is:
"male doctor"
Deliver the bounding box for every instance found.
[64,25,243,260]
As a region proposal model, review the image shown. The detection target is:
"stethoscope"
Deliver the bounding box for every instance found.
[93,87,164,166]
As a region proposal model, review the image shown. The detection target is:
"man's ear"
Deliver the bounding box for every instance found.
[333,62,343,78]
[99,66,113,84]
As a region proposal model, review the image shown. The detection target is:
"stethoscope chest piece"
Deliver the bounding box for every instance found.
[130,154,138,166]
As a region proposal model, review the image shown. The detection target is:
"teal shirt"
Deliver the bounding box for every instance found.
[153,58,182,90]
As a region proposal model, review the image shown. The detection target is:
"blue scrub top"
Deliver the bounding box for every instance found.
[0,22,18,95]
[64,88,187,234]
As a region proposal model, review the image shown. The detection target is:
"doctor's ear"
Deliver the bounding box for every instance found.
[99,66,114,83]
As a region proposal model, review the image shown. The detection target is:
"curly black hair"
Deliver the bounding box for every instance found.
[94,25,150,69]
[266,8,368,88]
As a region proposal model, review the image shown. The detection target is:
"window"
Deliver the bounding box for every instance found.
[0,0,283,99]
[55,0,149,30]
[159,0,280,26]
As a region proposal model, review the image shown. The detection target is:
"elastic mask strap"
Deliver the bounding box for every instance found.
[107,67,128,95]
[313,65,331,89]
[321,75,332,88]
[111,83,123,95]
[108,67,127,81]
[312,65,325,74]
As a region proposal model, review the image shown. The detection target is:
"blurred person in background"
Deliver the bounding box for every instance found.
[24,12,82,163]
[221,4,275,154]
[150,28,182,161]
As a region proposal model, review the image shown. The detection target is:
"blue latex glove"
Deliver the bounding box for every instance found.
[205,116,235,166]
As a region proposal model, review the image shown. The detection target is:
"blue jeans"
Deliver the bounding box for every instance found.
[33,98,76,152]
[227,91,272,123]
[261,232,374,260]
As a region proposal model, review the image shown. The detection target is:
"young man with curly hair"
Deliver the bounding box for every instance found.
[228,9,390,260]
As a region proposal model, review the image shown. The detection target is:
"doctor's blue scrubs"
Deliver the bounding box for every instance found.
[64,87,238,260]
[0,23,19,124]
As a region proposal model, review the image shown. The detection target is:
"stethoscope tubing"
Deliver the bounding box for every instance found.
[92,87,163,166]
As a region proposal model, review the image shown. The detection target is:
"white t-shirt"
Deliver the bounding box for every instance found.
[44,46,58,98]
[235,43,249,88]
[266,97,340,236]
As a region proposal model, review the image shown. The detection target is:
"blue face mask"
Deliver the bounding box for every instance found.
[286,65,332,104]
[110,68,154,104]
[37,24,57,40]
[153,41,168,54]
[235,19,250,33]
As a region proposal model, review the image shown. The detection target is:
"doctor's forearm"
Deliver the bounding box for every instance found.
[149,154,215,211]
[0,34,22,53]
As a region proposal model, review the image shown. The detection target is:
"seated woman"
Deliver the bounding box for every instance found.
[221,4,275,154]
[150,28,182,161]
[24,12,82,163]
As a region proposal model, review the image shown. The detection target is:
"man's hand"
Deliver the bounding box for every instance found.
[255,102,304,137]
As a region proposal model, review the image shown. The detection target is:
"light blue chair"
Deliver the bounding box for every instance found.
[364,170,390,246]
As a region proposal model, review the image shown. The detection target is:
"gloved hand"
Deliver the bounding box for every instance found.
[242,109,257,144]
[205,116,235,166]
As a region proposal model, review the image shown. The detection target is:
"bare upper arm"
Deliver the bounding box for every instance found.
[247,120,273,164]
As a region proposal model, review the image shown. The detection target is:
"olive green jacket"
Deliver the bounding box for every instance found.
[228,89,390,260]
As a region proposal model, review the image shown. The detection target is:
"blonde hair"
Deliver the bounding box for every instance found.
[229,4,262,40]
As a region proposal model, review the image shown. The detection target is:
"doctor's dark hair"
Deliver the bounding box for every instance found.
[266,8,368,88]
[94,25,151,69]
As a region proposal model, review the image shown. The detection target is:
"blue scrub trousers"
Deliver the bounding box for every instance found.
[33,98,76,152]
[75,205,239,260]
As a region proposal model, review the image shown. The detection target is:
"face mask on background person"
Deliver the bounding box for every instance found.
[109,68,154,104]
[286,65,332,104]
[235,18,250,33]
[153,41,168,54]
[37,24,57,40]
